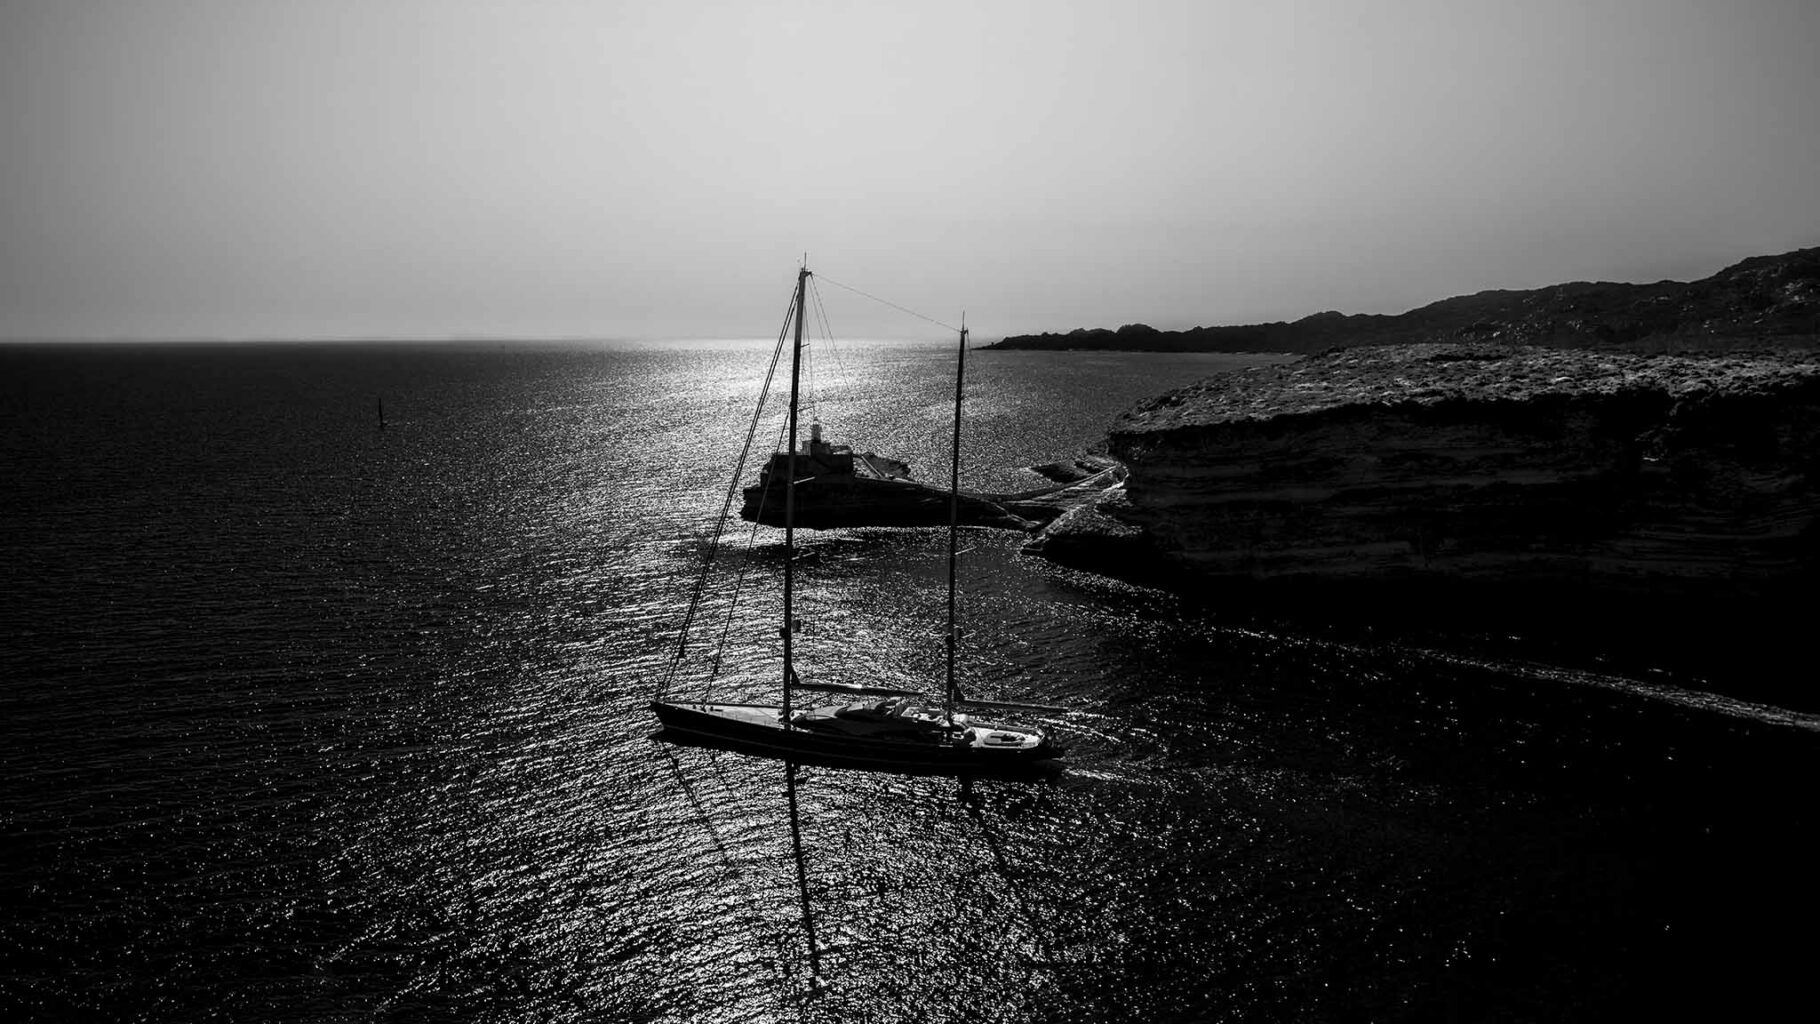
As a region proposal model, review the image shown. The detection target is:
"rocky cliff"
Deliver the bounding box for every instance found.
[1084,344,1820,603]
[986,247,1820,353]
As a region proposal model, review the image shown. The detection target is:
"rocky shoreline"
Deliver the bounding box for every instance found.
[1018,341,1820,698]
[1029,343,1820,605]
[999,247,1820,700]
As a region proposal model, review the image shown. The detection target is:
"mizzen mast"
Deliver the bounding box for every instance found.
[781,265,809,725]
[945,315,967,730]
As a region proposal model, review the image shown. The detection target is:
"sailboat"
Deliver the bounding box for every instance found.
[649,265,1064,773]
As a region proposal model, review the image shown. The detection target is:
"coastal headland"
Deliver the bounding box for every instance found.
[1015,249,1820,695]
[1057,343,1820,597]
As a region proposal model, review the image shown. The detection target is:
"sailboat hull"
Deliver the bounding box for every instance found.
[650,701,1063,774]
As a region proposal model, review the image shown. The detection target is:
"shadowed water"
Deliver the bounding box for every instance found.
[2,340,1815,1022]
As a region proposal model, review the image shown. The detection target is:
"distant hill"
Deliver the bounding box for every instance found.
[984,247,1820,353]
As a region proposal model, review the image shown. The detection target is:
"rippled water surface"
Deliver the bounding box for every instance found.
[3,339,1817,1022]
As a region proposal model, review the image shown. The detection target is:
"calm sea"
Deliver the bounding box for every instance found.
[2,340,1816,1022]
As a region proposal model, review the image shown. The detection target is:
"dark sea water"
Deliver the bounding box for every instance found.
[3,340,1817,1023]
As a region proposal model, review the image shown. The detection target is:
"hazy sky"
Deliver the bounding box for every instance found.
[2,0,1816,340]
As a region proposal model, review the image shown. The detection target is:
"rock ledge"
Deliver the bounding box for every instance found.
[1075,343,1820,598]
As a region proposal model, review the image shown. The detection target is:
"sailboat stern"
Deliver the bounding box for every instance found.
[965,723,1062,761]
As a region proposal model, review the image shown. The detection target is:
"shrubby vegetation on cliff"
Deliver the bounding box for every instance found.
[987,247,1820,353]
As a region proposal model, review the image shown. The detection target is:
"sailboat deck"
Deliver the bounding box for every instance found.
[650,699,1056,769]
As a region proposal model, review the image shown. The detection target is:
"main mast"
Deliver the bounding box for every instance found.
[781,265,808,724]
[945,318,967,729]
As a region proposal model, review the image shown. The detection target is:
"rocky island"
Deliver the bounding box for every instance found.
[740,421,1125,531]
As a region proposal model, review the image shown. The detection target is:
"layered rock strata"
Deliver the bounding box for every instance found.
[1093,344,1820,599]
[1021,489,1173,580]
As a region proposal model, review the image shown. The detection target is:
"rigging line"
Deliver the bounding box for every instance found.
[814,281,842,426]
[816,274,962,334]
[803,293,822,425]
[708,413,790,683]
[806,291,841,433]
[807,276,856,412]
[801,312,818,427]
[661,290,796,697]
[796,279,820,426]
[709,512,769,682]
